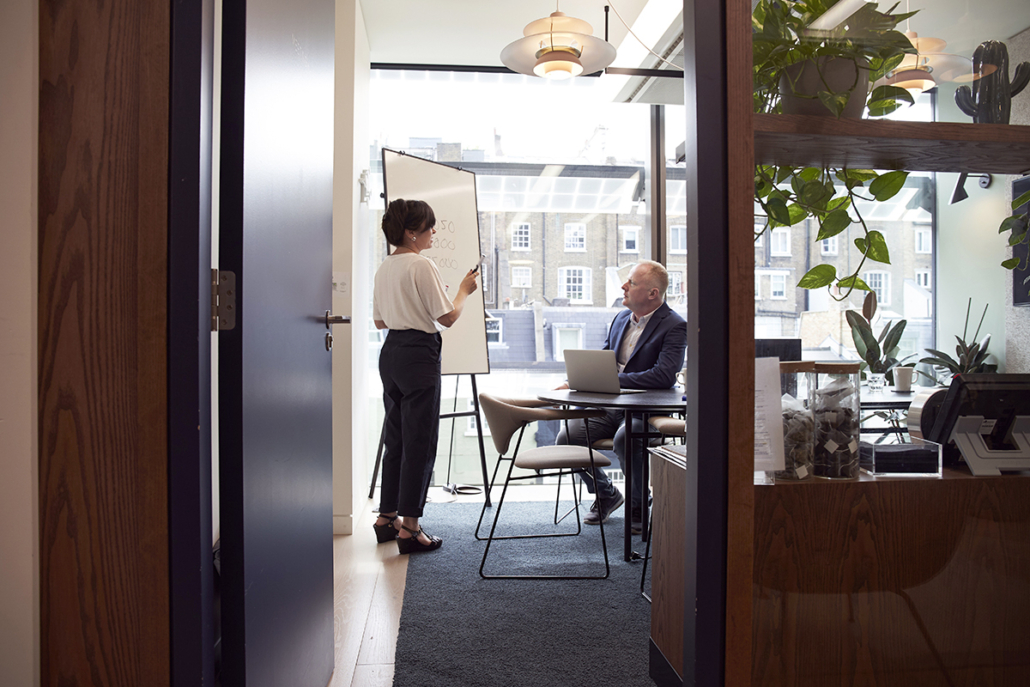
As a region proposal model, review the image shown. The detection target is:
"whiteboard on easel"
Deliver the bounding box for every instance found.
[382,148,490,376]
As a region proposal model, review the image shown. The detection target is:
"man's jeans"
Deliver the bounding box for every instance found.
[555,408,653,514]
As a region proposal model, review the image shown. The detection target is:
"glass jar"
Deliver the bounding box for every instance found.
[776,361,815,481]
[812,362,861,480]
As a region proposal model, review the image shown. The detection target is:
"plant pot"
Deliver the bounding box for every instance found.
[779,57,869,118]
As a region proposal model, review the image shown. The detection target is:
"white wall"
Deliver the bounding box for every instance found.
[332,0,371,534]
[935,84,1010,370]
[0,1,40,685]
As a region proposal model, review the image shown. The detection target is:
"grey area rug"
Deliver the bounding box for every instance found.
[392,500,653,687]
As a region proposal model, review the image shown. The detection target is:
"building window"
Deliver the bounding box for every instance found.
[669,271,684,297]
[511,266,532,288]
[754,218,764,246]
[821,236,838,255]
[670,225,686,254]
[564,223,586,252]
[916,270,931,289]
[512,223,531,251]
[915,227,932,254]
[466,399,491,437]
[864,270,891,306]
[770,228,791,256]
[770,273,787,299]
[485,317,502,344]
[552,324,584,362]
[622,226,640,253]
[755,273,761,300]
[558,267,592,304]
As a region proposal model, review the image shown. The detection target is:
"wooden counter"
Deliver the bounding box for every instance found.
[752,470,1030,686]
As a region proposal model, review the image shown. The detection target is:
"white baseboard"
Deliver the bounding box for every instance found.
[333,514,353,535]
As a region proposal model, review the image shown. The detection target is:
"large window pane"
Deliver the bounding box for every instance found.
[367,69,653,488]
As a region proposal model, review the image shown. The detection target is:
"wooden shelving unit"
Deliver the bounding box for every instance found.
[755,113,1030,174]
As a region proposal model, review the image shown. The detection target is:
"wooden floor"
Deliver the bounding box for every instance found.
[329,485,558,687]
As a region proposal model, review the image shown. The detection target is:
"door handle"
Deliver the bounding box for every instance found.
[325,310,351,329]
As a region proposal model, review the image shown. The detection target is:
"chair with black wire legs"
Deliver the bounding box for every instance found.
[477,393,612,580]
[473,399,600,538]
[473,397,562,540]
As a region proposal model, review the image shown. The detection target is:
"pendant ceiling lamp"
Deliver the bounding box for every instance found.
[500,6,617,80]
[876,31,998,96]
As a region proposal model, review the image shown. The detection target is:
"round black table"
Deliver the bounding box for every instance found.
[537,388,686,561]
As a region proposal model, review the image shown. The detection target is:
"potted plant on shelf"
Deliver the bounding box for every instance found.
[845,291,910,388]
[919,298,997,386]
[752,0,917,118]
[753,0,921,299]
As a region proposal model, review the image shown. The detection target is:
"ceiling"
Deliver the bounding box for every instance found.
[360,0,1030,105]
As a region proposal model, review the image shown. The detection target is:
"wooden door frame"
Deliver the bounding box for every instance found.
[39,0,214,684]
[680,0,754,684]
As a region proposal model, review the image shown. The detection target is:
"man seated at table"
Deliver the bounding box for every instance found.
[555,260,686,533]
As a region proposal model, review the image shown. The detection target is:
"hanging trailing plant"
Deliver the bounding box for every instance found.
[752,0,919,298]
[755,164,910,297]
[1000,187,1030,278]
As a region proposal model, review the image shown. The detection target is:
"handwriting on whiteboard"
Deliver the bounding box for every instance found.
[424,219,460,271]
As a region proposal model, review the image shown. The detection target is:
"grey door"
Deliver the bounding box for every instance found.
[217,0,335,685]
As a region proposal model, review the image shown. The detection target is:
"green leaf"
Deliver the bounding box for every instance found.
[838,275,871,291]
[817,91,848,118]
[1002,257,1021,269]
[827,196,852,212]
[846,310,873,359]
[864,230,891,263]
[867,98,902,118]
[863,291,877,322]
[869,171,909,201]
[766,196,791,226]
[787,203,809,225]
[816,208,851,240]
[867,84,915,117]
[799,180,832,208]
[868,53,905,82]
[853,318,881,363]
[1009,231,1027,247]
[798,264,837,289]
[882,320,908,357]
[798,167,822,182]
[776,166,794,184]
[874,85,915,106]
[855,237,867,253]
[1012,189,1030,212]
[1000,214,1029,234]
[846,170,879,182]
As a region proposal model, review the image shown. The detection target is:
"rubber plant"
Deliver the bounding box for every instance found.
[845,291,909,382]
[753,0,920,298]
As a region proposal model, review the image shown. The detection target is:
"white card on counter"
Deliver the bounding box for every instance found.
[754,357,786,472]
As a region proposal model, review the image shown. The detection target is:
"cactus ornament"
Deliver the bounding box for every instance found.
[955,40,1030,124]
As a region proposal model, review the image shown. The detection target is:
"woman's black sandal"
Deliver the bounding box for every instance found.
[373,514,400,543]
[396,525,442,554]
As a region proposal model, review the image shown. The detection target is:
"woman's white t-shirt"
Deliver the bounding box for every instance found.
[373,253,455,334]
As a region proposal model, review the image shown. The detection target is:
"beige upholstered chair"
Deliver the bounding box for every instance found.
[476,393,613,580]
[648,415,686,439]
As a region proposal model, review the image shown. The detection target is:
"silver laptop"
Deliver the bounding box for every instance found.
[563,349,646,394]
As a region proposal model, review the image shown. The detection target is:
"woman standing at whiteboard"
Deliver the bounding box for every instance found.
[372,198,478,553]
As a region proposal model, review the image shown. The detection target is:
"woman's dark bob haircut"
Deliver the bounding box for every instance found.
[382,198,436,247]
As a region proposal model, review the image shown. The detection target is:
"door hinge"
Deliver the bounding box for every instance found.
[211,268,237,331]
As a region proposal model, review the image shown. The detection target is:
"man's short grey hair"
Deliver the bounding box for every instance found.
[636,260,670,298]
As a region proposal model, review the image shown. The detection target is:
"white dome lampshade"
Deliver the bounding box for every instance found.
[501,11,616,80]
[884,66,937,97]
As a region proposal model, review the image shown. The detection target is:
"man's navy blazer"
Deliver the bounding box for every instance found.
[603,301,686,390]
